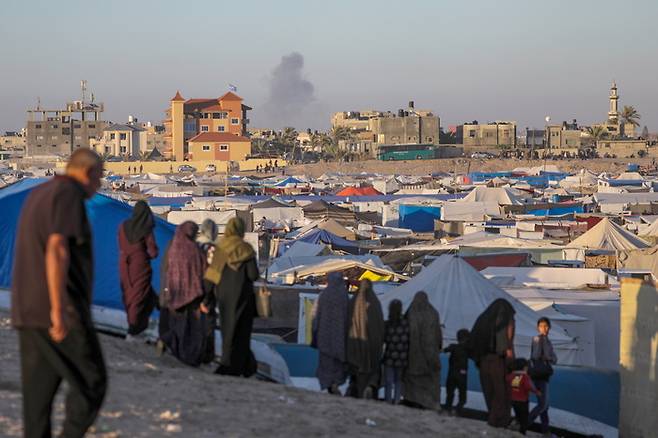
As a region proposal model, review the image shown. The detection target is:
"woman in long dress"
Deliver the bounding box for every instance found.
[158,221,214,367]
[402,291,442,410]
[204,217,259,377]
[312,272,349,394]
[118,200,158,339]
[346,279,385,399]
[468,298,516,428]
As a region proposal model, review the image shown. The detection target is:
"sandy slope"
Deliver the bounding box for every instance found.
[0,312,529,438]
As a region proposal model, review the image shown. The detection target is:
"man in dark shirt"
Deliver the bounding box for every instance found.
[12,148,107,438]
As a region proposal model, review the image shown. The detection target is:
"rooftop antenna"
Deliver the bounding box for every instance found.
[36,97,41,111]
[80,80,88,104]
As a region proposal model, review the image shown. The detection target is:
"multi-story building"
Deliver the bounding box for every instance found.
[91,122,144,157]
[331,102,440,157]
[25,98,106,157]
[187,132,251,161]
[0,131,26,151]
[164,91,251,161]
[456,121,517,148]
[545,120,584,151]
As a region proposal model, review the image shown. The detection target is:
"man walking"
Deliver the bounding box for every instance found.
[12,148,107,438]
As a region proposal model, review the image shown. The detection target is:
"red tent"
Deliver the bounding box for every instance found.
[336,186,383,196]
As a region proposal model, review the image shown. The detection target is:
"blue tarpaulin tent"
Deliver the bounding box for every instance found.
[0,178,175,311]
[273,177,303,187]
[398,204,441,232]
[279,228,363,255]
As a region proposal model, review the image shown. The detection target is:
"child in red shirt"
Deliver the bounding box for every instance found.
[507,358,541,435]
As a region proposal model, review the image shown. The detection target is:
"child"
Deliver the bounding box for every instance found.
[382,299,409,404]
[507,358,541,435]
[443,329,470,414]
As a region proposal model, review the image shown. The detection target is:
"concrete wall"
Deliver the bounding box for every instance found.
[55,158,287,175]
[597,140,649,158]
[26,119,107,157]
[619,278,658,438]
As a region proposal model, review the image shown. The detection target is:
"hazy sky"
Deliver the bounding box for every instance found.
[1,0,657,133]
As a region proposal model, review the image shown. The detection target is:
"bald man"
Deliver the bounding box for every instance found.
[12,148,107,438]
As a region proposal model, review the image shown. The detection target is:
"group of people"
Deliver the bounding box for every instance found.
[118,204,259,376]
[255,159,278,173]
[313,277,443,410]
[313,280,558,436]
[125,165,144,174]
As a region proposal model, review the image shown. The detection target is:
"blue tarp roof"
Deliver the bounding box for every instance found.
[280,229,363,255]
[398,204,441,232]
[0,178,175,311]
[273,176,303,187]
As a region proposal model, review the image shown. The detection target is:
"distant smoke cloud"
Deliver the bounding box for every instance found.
[261,52,317,129]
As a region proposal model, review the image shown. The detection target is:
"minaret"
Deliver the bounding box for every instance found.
[608,81,619,123]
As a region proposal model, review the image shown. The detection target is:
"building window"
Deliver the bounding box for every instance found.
[37,144,42,147]
[219,112,228,119]
[184,121,196,132]
[231,118,239,125]
[51,124,58,129]
[36,135,44,140]
[74,124,81,129]
[219,144,229,151]
[426,137,433,142]
[35,124,42,129]
[51,136,58,140]
[120,133,127,140]
[218,126,225,132]
[201,126,209,132]
[105,147,110,153]
[51,144,57,148]
[202,145,211,151]
[469,130,476,138]
[110,133,116,140]
[120,146,127,153]
[212,113,221,119]
[88,124,95,129]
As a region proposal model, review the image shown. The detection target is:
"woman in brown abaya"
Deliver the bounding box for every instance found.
[118,200,158,339]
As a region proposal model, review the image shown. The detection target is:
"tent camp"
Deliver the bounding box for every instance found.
[278,228,363,255]
[302,199,355,223]
[566,218,650,251]
[378,255,583,365]
[251,197,304,228]
[460,186,527,205]
[0,178,175,311]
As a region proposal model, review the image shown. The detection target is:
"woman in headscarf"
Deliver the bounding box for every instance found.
[468,298,516,428]
[118,200,158,340]
[312,272,350,394]
[196,218,218,264]
[204,217,259,377]
[402,291,442,410]
[346,279,385,399]
[158,221,213,367]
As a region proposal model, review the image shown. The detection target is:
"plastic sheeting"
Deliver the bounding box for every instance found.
[398,204,441,232]
[378,255,583,365]
[461,186,527,205]
[481,267,611,289]
[0,179,175,311]
[567,218,650,251]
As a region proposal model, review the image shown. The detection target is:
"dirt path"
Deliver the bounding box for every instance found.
[0,312,528,437]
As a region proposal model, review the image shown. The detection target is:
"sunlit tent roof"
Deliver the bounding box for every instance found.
[378,255,582,364]
[335,186,383,196]
[271,258,408,284]
[566,217,650,250]
[460,186,527,205]
[638,217,658,237]
[0,178,175,311]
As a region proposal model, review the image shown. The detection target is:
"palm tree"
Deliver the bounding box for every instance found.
[620,106,641,127]
[587,125,608,146]
[330,126,355,144]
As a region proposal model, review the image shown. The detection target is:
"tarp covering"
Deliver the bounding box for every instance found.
[617,246,658,278]
[481,267,611,289]
[441,201,501,221]
[461,186,527,205]
[302,200,355,223]
[638,218,658,237]
[378,255,583,365]
[279,228,363,255]
[567,218,650,251]
[462,253,530,271]
[271,258,407,284]
[335,186,383,196]
[0,179,175,311]
[398,204,441,232]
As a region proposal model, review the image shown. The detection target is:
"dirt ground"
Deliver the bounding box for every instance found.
[0,312,529,438]
[285,157,654,178]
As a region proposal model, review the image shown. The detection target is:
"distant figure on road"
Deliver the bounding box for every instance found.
[346,279,385,399]
[12,148,107,438]
[312,272,349,394]
[118,200,158,341]
[205,217,259,376]
[469,298,516,428]
[139,164,144,174]
[158,221,214,366]
[403,291,442,410]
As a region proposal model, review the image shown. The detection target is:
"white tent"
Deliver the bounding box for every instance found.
[638,217,658,237]
[481,267,611,290]
[566,218,650,251]
[441,201,502,221]
[460,186,527,205]
[378,255,583,365]
[559,169,599,189]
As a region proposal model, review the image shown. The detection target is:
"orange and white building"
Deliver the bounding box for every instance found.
[163,91,252,161]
